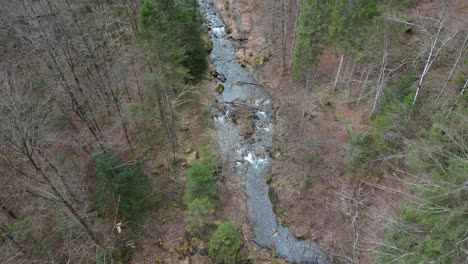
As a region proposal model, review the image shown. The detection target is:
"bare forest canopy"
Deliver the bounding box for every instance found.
[0,0,211,262]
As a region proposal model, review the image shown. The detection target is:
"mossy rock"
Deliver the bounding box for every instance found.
[202,34,213,52]
[254,56,265,68]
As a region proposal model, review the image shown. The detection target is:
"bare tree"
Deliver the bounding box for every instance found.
[438,32,468,99]
[0,70,103,249]
[386,0,458,107]
[333,54,345,93]
[370,36,388,118]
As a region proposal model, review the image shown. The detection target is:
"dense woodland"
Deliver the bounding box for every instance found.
[0,0,467,263]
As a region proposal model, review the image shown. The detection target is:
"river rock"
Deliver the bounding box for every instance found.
[210,69,217,78]
[237,117,254,137]
[186,151,196,164]
[269,149,282,159]
[216,83,224,94]
[178,258,189,264]
[183,147,193,154]
[291,225,311,240]
[217,73,226,82]
[225,25,232,35]
[181,121,190,131]
[202,33,213,52]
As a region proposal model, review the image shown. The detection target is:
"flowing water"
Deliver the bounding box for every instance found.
[199,1,330,263]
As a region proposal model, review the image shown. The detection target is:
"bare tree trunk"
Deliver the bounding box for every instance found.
[299,71,310,138]
[351,185,362,264]
[438,33,468,99]
[333,54,344,93]
[353,66,366,98]
[151,53,179,164]
[460,79,468,96]
[448,79,468,115]
[370,37,388,119]
[280,0,287,72]
[0,225,26,255]
[299,69,319,138]
[26,154,102,248]
[412,1,456,107]
[342,57,351,87]
[288,0,300,70]
[123,75,134,102]
[347,60,356,86]
[132,59,144,102]
[357,65,372,107]
[0,200,18,220]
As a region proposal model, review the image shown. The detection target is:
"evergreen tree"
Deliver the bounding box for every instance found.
[293,0,383,79]
[208,222,242,264]
[187,198,215,231]
[293,0,331,80]
[138,0,189,81]
[328,0,380,56]
[138,0,207,82]
[92,152,153,226]
[183,146,219,231]
[183,160,218,205]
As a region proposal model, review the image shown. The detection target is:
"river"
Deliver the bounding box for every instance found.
[199,1,330,263]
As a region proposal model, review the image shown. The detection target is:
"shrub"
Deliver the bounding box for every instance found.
[346,132,371,171]
[5,216,34,241]
[208,222,242,263]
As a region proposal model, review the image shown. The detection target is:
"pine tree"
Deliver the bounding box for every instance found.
[183,160,218,205]
[138,0,207,82]
[92,152,153,226]
[183,147,219,231]
[293,0,331,80]
[208,222,242,264]
[328,0,380,56]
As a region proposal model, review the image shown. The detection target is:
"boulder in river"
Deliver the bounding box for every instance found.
[216,83,224,94]
[237,117,255,138]
[202,33,213,52]
[209,69,217,78]
[217,73,226,82]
